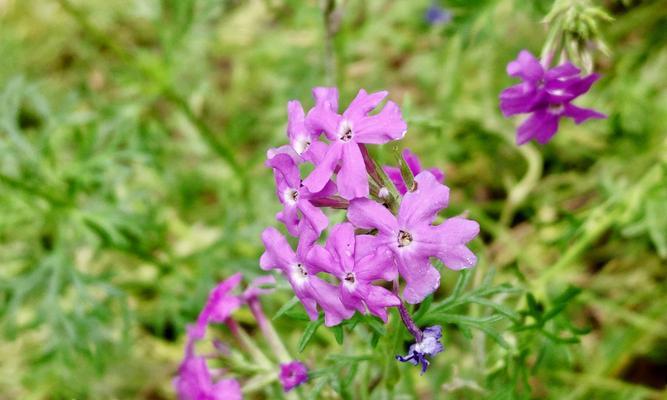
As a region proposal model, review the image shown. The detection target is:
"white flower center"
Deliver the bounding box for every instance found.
[397,230,413,247]
[290,263,308,286]
[293,136,311,155]
[283,188,299,205]
[343,272,356,289]
[338,120,353,142]
[547,103,565,115]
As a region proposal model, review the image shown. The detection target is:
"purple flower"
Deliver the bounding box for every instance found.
[499,50,606,145]
[259,227,355,326]
[383,149,445,195]
[174,339,242,400]
[303,88,407,199]
[396,325,444,374]
[266,152,334,236]
[307,223,401,322]
[286,100,329,164]
[190,273,244,340]
[347,171,479,304]
[279,361,309,392]
[424,4,452,26]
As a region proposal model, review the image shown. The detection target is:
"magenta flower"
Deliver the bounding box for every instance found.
[303,88,407,199]
[347,171,479,304]
[279,361,309,392]
[174,339,242,400]
[190,273,244,340]
[259,227,354,326]
[286,100,328,164]
[499,50,606,145]
[266,152,334,236]
[383,149,445,195]
[307,223,401,322]
[396,325,444,374]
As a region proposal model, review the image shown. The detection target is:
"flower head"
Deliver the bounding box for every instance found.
[396,325,444,374]
[267,152,334,236]
[303,88,407,199]
[348,171,479,304]
[499,50,605,145]
[424,4,452,26]
[279,361,309,392]
[174,337,242,400]
[383,149,445,195]
[190,273,244,340]
[307,223,401,322]
[260,227,354,326]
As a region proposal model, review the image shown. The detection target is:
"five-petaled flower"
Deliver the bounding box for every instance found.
[260,227,354,326]
[279,361,309,392]
[348,171,479,304]
[499,50,606,145]
[303,88,407,199]
[307,222,401,322]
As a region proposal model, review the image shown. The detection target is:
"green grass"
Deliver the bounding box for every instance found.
[0,0,666,399]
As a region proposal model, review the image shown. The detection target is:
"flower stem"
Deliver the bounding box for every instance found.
[248,298,292,364]
[397,302,423,343]
[226,319,273,369]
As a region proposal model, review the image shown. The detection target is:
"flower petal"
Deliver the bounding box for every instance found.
[312,87,339,113]
[347,197,398,234]
[337,143,369,199]
[353,101,407,144]
[398,171,450,228]
[303,142,343,193]
[564,103,606,124]
[507,50,544,82]
[325,223,357,273]
[516,110,559,145]
[260,227,297,271]
[398,254,441,304]
[343,89,388,120]
[297,200,329,236]
[383,165,408,194]
[305,101,342,141]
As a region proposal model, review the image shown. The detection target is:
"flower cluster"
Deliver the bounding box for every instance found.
[261,87,480,371]
[174,274,308,399]
[499,50,606,145]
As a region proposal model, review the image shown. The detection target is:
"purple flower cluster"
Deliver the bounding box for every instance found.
[174,274,308,399]
[500,50,606,145]
[262,88,479,338]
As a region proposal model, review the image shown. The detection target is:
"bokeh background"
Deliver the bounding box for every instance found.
[1,0,666,399]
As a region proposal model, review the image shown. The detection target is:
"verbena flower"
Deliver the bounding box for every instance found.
[190,273,244,340]
[499,50,605,145]
[383,148,445,195]
[260,227,354,326]
[267,152,334,236]
[307,223,401,322]
[424,4,452,26]
[286,100,328,164]
[396,325,444,374]
[174,334,242,400]
[348,171,479,304]
[303,88,407,199]
[279,361,309,392]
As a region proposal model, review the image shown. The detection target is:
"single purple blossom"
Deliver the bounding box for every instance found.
[286,99,329,164]
[424,4,452,26]
[499,50,606,145]
[259,227,355,326]
[303,88,407,199]
[174,339,242,400]
[396,325,444,374]
[307,223,401,322]
[279,361,309,392]
[190,273,244,340]
[266,152,335,236]
[383,149,445,195]
[347,171,479,304]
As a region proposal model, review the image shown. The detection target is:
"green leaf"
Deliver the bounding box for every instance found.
[297,316,323,353]
[332,324,344,345]
[272,296,300,321]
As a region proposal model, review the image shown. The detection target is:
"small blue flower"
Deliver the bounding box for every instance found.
[424,5,452,26]
[396,325,444,374]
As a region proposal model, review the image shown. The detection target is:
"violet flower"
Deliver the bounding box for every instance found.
[279,361,309,392]
[424,4,452,26]
[303,88,407,199]
[396,325,444,374]
[267,152,334,237]
[174,337,242,400]
[307,223,401,322]
[286,100,328,164]
[499,50,606,145]
[347,171,479,304]
[383,148,445,195]
[259,227,355,326]
[190,273,244,340]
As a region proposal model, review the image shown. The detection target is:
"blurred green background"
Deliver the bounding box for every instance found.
[0,0,666,399]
